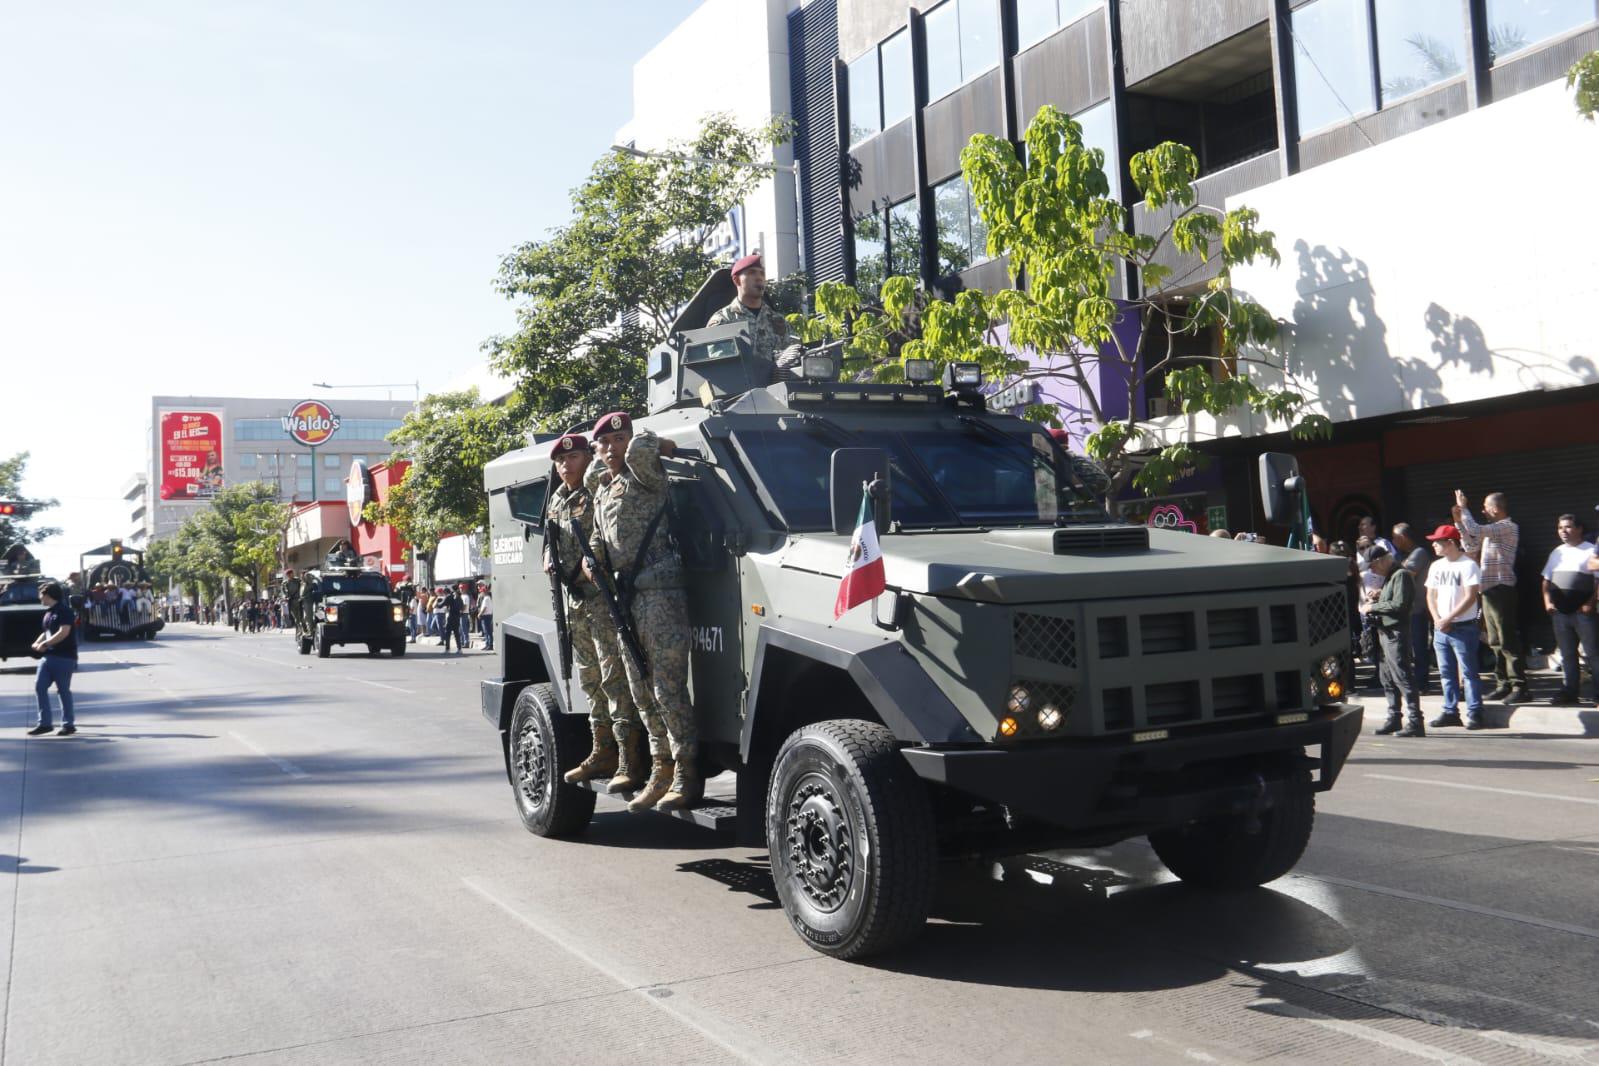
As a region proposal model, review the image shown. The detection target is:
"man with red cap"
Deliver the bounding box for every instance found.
[543,432,644,787]
[1424,523,1485,729]
[583,410,700,811]
[706,252,802,383]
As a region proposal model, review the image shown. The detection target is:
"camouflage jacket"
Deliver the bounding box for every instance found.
[586,429,683,592]
[545,481,597,611]
[706,297,792,367]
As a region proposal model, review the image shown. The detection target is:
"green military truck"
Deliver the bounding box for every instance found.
[295,560,407,658]
[479,273,1360,960]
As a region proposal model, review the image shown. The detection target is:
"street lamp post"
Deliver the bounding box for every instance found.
[609,144,806,277]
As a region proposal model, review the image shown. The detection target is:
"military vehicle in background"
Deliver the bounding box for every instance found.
[77,540,165,641]
[1,544,51,662]
[478,269,1360,960]
[295,542,407,658]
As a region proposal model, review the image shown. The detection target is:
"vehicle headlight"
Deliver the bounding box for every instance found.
[1007,684,1031,716]
[1318,655,1341,680]
[325,606,339,622]
[392,605,404,622]
[1038,703,1064,731]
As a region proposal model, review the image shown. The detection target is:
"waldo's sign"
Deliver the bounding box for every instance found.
[282,400,342,447]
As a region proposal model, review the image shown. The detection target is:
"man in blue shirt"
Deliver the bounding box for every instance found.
[30,581,78,736]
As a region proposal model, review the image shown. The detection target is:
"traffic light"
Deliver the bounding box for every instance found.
[0,500,34,517]
[111,539,124,560]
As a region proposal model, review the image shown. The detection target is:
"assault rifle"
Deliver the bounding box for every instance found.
[545,527,574,709]
[570,517,649,679]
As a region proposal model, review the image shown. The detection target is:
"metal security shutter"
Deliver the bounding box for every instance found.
[1401,442,1599,647]
[788,0,846,284]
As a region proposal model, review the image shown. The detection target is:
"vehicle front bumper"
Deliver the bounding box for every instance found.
[899,704,1362,834]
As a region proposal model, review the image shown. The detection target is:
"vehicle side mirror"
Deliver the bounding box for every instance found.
[646,347,673,382]
[1259,452,1305,526]
[830,448,892,536]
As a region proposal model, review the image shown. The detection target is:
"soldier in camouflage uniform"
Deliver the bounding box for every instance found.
[584,410,700,812]
[542,434,646,789]
[705,253,802,384]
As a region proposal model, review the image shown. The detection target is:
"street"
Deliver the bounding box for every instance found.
[2,626,1597,1065]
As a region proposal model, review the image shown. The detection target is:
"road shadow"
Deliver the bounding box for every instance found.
[678,855,781,909]
[1,854,59,875]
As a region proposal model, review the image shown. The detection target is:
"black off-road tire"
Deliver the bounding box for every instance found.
[316,627,332,659]
[508,683,595,838]
[366,643,380,656]
[390,641,406,657]
[297,634,311,655]
[1148,765,1315,889]
[766,719,935,960]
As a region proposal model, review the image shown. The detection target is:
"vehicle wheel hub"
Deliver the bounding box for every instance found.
[785,777,853,912]
[514,718,550,812]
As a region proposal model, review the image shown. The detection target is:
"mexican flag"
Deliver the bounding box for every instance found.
[833,488,886,619]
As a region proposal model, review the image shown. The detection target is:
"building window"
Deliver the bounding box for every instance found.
[1074,100,1120,203]
[924,0,1000,103]
[340,419,403,441]
[238,453,257,469]
[324,477,342,494]
[1291,0,1377,134]
[881,29,914,127]
[1375,0,1465,102]
[1016,0,1102,50]
[235,418,286,441]
[351,454,369,466]
[887,199,923,277]
[933,175,989,276]
[296,476,314,497]
[323,453,340,468]
[853,211,888,291]
[848,49,881,144]
[1486,0,1595,61]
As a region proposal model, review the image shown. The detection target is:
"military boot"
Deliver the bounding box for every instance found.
[1374,712,1403,735]
[655,756,703,812]
[627,756,675,813]
[1396,713,1426,737]
[606,730,647,794]
[563,722,618,784]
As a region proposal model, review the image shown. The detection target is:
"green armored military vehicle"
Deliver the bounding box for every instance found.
[296,548,407,658]
[480,271,1360,960]
[1,545,50,663]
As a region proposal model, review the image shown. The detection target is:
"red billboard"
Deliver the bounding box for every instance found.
[158,410,225,501]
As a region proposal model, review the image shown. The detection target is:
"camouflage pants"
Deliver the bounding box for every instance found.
[569,598,641,750]
[620,586,696,761]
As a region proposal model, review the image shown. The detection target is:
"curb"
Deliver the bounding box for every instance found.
[1356,700,1599,737]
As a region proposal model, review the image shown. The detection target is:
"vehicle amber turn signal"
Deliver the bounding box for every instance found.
[998,716,1020,738]
[1325,679,1344,699]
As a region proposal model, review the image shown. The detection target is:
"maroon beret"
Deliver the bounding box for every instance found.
[593,411,632,437]
[549,433,588,459]
[731,253,763,277]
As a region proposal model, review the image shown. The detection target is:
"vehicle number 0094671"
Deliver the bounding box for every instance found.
[691,626,724,653]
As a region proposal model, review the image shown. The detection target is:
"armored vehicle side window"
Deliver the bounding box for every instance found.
[507,479,548,529]
[321,574,391,596]
[0,579,40,605]
[669,474,727,573]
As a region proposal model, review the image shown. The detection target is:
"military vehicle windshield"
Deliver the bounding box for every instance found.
[0,578,41,605]
[732,422,1107,530]
[320,574,391,596]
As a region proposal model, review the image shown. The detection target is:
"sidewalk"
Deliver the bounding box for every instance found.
[1351,660,1599,737]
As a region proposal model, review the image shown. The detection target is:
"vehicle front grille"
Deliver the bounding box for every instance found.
[1015,586,1347,736]
[338,602,389,630]
[1014,612,1077,667]
[1053,526,1149,553]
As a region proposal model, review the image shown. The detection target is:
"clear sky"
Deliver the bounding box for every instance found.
[0,0,704,577]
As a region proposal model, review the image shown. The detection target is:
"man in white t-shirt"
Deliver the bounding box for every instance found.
[1542,514,1597,706]
[1425,524,1485,728]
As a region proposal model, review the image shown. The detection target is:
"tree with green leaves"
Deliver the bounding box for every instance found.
[487,113,794,433]
[368,389,527,564]
[1571,50,1599,120]
[0,452,61,550]
[188,482,288,599]
[792,105,1332,500]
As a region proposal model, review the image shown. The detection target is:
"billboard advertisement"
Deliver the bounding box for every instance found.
[158,410,225,501]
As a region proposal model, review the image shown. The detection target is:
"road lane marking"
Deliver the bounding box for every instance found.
[1289,873,1599,941]
[1251,998,1483,1064]
[353,679,414,694]
[228,732,308,778]
[1365,773,1599,806]
[462,877,796,1066]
